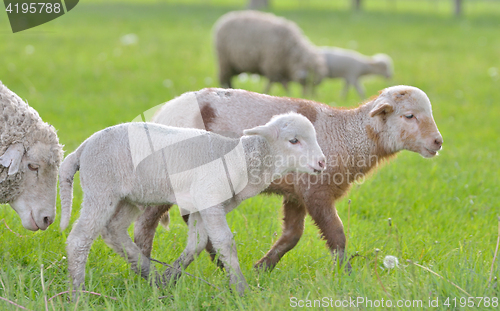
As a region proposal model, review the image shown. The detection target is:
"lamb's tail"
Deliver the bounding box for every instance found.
[59,142,86,231]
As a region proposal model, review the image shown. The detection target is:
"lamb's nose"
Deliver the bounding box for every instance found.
[434,137,443,149]
[318,159,326,169]
[43,216,54,227]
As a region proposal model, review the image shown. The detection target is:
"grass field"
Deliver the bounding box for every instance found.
[1,0,499,310]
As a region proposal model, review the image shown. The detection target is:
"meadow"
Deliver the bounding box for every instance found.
[0,0,499,309]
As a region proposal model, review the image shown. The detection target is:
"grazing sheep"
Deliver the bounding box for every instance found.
[321,47,393,98]
[134,85,443,273]
[59,113,325,294]
[0,82,63,231]
[214,10,327,95]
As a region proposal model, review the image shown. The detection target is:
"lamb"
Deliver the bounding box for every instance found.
[321,47,393,98]
[0,81,63,231]
[59,113,325,294]
[134,85,443,273]
[214,10,327,95]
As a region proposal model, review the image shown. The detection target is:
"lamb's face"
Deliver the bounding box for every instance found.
[243,113,326,175]
[276,118,326,174]
[371,86,443,158]
[372,54,393,79]
[9,142,58,231]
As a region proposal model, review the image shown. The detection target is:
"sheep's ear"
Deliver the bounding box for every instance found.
[243,125,278,140]
[369,102,393,117]
[0,143,24,175]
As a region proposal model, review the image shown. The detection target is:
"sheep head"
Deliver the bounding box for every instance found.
[1,141,60,231]
[372,54,393,79]
[244,112,326,174]
[368,85,443,158]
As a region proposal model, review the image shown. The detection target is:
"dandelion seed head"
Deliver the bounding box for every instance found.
[383,255,399,269]
[120,33,138,46]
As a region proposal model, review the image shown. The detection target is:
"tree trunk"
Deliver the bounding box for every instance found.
[353,0,362,11]
[248,0,269,10]
[454,0,462,16]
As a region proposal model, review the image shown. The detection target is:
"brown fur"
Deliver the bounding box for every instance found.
[134,86,441,271]
[296,101,318,123]
[200,103,217,130]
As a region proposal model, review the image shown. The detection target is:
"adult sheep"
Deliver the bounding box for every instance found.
[59,113,325,294]
[0,82,63,231]
[321,47,393,98]
[134,85,443,271]
[214,10,327,95]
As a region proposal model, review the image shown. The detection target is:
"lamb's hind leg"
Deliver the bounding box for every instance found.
[66,195,118,293]
[254,197,306,271]
[101,201,157,284]
[134,204,172,258]
[200,206,248,295]
[162,212,208,286]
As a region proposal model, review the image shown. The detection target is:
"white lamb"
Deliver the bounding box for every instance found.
[321,47,393,98]
[59,113,325,294]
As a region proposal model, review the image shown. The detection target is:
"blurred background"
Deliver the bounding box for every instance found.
[0,1,499,309]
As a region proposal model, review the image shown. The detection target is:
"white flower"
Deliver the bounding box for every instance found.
[120,33,138,46]
[238,73,249,82]
[383,255,399,269]
[25,45,35,55]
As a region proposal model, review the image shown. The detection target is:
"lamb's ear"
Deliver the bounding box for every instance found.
[369,102,394,117]
[243,124,278,140]
[0,143,24,175]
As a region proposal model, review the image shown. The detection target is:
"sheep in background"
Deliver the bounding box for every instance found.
[59,113,325,294]
[134,85,443,273]
[0,81,63,231]
[321,47,393,98]
[214,10,327,96]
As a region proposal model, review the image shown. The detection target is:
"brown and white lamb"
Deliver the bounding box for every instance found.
[134,85,443,270]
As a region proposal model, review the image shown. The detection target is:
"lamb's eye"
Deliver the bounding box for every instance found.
[28,164,39,171]
[289,138,299,144]
[405,114,414,119]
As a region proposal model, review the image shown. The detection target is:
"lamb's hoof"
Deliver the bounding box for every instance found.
[149,271,164,288]
[344,261,353,274]
[232,281,250,296]
[70,284,86,302]
[161,267,181,287]
[209,254,225,270]
[253,258,275,272]
[333,260,353,274]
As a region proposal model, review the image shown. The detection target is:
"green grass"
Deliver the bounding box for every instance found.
[1,0,499,310]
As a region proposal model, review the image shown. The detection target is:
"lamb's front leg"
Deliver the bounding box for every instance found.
[341,79,352,98]
[66,196,119,297]
[162,212,208,286]
[200,206,248,295]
